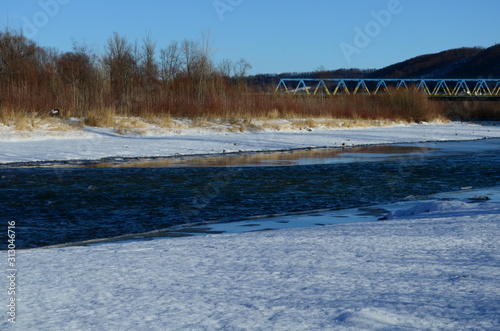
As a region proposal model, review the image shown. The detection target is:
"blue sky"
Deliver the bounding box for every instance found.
[1,0,499,75]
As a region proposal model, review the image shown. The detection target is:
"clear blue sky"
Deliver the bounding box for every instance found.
[1,0,499,75]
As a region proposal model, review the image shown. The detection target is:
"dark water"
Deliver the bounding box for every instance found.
[2,141,500,248]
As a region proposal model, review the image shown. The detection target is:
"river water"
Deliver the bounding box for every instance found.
[2,139,499,249]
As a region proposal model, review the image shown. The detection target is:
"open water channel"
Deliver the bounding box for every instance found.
[1,138,499,249]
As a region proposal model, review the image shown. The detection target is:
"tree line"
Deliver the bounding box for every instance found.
[4,28,493,123]
[0,29,253,118]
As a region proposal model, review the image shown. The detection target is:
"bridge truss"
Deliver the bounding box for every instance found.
[275,78,500,98]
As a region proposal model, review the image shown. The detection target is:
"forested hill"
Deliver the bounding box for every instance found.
[249,44,500,87]
[371,45,500,79]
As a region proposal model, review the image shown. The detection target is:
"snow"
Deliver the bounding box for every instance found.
[385,200,495,219]
[1,120,500,163]
[2,120,499,329]
[1,200,499,330]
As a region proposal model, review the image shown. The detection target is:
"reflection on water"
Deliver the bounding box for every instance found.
[118,145,433,168]
[5,145,435,169]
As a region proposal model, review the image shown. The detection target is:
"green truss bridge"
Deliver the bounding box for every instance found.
[275,78,500,100]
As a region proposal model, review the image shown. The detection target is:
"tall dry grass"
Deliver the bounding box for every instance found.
[0,88,449,130]
[83,108,117,127]
[444,100,500,120]
[0,108,40,130]
[225,88,446,123]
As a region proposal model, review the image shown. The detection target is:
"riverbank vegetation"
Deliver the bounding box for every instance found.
[0,29,497,132]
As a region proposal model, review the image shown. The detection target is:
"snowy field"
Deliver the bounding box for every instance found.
[1,121,499,329]
[1,120,500,163]
[1,200,499,330]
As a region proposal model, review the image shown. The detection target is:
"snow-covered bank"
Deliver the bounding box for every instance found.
[2,200,499,330]
[1,121,500,163]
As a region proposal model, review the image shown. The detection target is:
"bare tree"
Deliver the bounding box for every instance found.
[217,59,233,77]
[160,41,182,82]
[315,65,329,79]
[194,31,215,102]
[0,29,40,84]
[195,30,214,78]
[140,34,158,80]
[179,32,217,103]
[55,41,100,112]
[0,29,48,110]
[233,58,252,79]
[140,33,160,111]
[103,32,138,111]
[181,39,198,78]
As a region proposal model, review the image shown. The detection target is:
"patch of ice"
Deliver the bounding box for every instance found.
[384,200,499,220]
[334,308,418,329]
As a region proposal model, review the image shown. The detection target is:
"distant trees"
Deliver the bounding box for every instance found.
[217,58,233,78]
[102,33,138,112]
[370,47,485,79]
[0,29,45,110]
[159,41,182,83]
[233,58,252,79]
[0,28,254,117]
[57,43,100,112]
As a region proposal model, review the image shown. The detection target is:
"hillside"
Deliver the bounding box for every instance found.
[448,44,500,78]
[252,44,500,86]
[371,45,500,79]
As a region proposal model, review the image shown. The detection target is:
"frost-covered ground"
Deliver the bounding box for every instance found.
[1,200,499,330]
[1,120,500,163]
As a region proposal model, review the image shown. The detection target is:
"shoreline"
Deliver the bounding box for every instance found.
[0,135,498,169]
[1,121,500,165]
[0,142,432,168]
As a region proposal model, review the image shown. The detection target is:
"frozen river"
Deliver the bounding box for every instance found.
[2,138,499,248]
